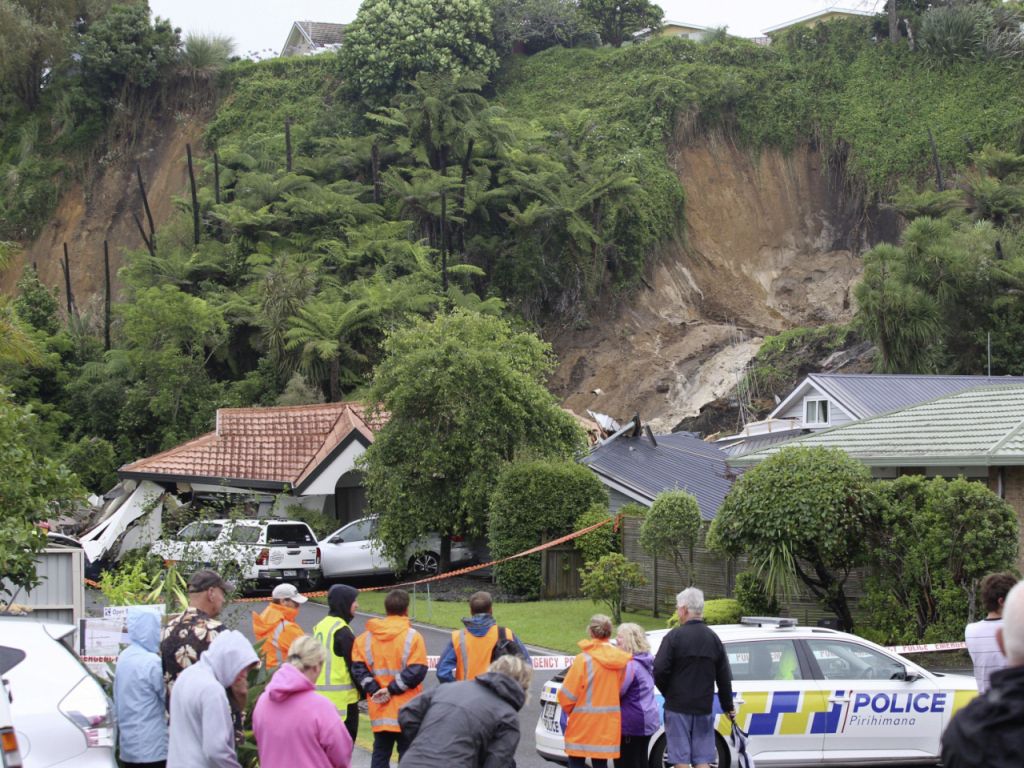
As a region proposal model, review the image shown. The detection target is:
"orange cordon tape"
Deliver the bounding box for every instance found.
[84,513,621,604]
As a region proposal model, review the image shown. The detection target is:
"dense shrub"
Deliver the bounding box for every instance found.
[573,502,619,564]
[666,598,741,627]
[489,460,608,599]
[733,571,780,617]
[580,552,645,623]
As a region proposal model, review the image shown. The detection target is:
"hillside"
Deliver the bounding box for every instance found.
[4,9,1024,481]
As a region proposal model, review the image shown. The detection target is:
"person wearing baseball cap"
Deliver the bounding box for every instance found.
[253,583,308,671]
[161,568,234,697]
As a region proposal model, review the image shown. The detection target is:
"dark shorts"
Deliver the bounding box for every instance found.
[664,710,716,765]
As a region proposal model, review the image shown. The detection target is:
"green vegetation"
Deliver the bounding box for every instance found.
[489,459,608,598]
[638,490,702,585]
[348,592,666,652]
[580,552,645,623]
[710,446,880,632]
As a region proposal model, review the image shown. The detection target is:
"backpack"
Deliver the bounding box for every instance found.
[491,626,525,661]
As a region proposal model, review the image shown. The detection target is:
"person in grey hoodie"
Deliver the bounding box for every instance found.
[398,654,532,768]
[167,629,258,768]
[114,606,168,768]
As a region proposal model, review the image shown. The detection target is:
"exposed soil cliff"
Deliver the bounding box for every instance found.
[551,134,878,431]
[2,114,206,300]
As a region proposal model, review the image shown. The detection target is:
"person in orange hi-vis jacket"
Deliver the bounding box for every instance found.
[352,589,427,768]
[252,583,307,670]
[558,614,632,768]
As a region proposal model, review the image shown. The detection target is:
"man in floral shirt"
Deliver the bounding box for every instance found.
[161,569,231,696]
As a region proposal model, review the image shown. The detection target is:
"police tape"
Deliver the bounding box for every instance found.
[885,641,967,654]
[80,652,578,671]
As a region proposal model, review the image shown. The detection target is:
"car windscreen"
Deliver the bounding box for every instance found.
[267,524,315,546]
[0,646,26,675]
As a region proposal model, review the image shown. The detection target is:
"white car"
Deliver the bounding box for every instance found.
[0,619,115,767]
[319,516,477,578]
[150,518,321,589]
[536,618,978,767]
[1,677,24,768]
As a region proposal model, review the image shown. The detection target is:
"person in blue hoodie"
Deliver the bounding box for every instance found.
[114,606,169,768]
[615,623,661,768]
[436,591,530,683]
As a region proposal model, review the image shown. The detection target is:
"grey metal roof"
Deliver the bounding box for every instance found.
[732,384,1024,467]
[719,429,810,457]
[803,373,1024,420]
[582,431,737,520]
[296,21,346,47]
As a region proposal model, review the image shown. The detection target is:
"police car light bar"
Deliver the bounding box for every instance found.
[740,616,798,628]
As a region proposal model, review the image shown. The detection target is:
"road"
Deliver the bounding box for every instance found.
[227,597,556,768]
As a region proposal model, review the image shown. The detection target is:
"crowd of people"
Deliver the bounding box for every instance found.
[108,565,1024,768]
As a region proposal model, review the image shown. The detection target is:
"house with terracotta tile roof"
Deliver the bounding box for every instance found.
[119,401,385,522]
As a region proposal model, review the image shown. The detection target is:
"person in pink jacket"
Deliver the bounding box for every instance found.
[253,635,353,768]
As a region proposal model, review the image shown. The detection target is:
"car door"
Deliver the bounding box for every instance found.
[802,637,944,762]
[321,518,377,577]
[725,638,825,765]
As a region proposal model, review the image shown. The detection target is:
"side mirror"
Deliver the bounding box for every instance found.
[329,535,344,544]
[894,665,922,682]
[3,678,11,704]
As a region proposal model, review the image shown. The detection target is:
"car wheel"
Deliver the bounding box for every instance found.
[409,551,440,575]
[715,733,731,768]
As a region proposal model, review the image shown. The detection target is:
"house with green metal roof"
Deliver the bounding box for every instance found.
[730,384,1024,566]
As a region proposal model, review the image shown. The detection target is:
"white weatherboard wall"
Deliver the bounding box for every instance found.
[300,439,366,496]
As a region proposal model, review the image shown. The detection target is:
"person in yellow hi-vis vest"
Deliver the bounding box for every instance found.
[313,584,362,741]
[436,591,531,683]
[352,589,427,768]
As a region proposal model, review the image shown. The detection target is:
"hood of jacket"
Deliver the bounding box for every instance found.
[579,638,631,670]
[461,612,497,637]
[328,584,359,621]
[631,651,655,674]
[475,670,527,711]
[252,602,299,639]
[201,629,259,687]
[365,614,411,642]
[265,661,314,702]
[126,605,162,652]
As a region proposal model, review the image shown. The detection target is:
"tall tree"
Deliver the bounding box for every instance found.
[578,0,662,47]
[362,310,585,570]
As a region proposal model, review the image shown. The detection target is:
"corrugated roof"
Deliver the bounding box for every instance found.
[809,373,1024,420]
[583,431,738,520]
[733,385,1024,467]
[120,402,384,486]
[296,21,346,47]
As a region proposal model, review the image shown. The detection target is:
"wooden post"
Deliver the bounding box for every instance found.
[61,242,75,317]
[214,150,221,204]
[186,143,200,245]
[136,165,156,251]
[285,118,293,172]
[371,142,381,204]
[103,241,111,351]
[928,128,944,191]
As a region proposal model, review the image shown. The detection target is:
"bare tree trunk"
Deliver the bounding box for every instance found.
[133,213,156,257]
[103,240,111,351]
[888,0,899,42]
[186,144,200,246]
[136,166,156,250]
[61,243,76,317]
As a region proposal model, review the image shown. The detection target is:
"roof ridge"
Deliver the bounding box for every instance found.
[986,391,1024,454]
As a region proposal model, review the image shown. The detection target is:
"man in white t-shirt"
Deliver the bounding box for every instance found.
[965,572,1018,693]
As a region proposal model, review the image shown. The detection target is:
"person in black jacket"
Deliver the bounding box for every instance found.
[653,587,734,768]
[398,654,532,768]
[942,578,1024,768]
[319,583,363,740]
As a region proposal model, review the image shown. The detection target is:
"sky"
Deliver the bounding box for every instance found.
[149,1,888,59]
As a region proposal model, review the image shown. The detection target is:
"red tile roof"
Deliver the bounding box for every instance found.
[120,402,386,487]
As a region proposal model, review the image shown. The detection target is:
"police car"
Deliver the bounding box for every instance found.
[535,618,977,767]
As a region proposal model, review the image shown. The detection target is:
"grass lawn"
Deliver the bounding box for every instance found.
[336,592,670,652]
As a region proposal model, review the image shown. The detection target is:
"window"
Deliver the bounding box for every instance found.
[267,524,316,546]
[806,639,905,681]
[178,522,222,542]
[339,518,374,543]
[804,397,830,426]
[726,640,802,681]
[229,525,261,543]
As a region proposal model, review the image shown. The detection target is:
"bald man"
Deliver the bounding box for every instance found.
[941,579,1024,768]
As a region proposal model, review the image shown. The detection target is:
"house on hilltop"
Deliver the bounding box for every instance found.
[634,20,715,43]
[762,6,874,37]
[119,401,385,522]
[280,21,347,57]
